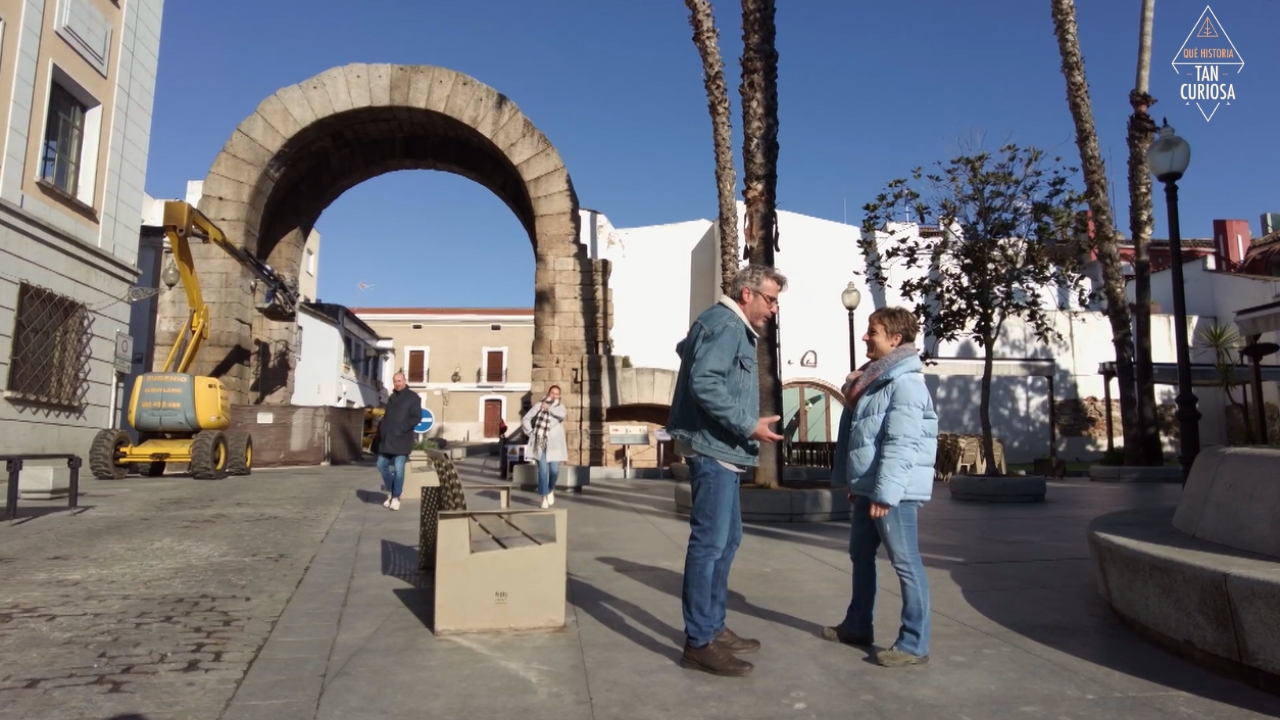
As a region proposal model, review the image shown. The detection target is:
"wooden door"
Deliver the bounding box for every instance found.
[485,351,504,383]
[483,399,502,438]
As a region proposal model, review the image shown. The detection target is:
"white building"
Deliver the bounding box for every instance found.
[0,0,166,467]
[587,205,1280,464]
[291,302,391,409]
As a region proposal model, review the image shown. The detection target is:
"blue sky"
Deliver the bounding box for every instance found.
[146,0,1278,309]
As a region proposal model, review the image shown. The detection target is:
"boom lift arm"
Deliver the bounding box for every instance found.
[160,200,299,375]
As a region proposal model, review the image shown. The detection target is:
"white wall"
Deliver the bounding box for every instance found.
[597,209,1275,464]
[292,311,342,407]
[291,309,383,409]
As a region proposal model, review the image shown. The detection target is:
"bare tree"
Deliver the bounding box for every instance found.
[740,0,784,488]
[684,0,741,295]
[1051,0,1142,464]
[1128,0,1163,464]
[861,145,1090,475]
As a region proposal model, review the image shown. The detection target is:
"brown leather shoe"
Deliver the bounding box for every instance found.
[681,641,754,676]
[714,627,761,654]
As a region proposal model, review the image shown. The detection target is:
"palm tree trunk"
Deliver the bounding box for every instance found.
[1129,0,1162,465]
[1051,0,1142,465]
[684,0,740,296]
[741,0,783,489]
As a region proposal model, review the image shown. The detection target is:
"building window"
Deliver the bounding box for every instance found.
[481,347,507,384]
[41,82,86,197]
[4,282,93,408]
[405,347,428,384]
[305,249,316,276]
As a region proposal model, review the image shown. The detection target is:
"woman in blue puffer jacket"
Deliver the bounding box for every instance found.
[824,306,938,668]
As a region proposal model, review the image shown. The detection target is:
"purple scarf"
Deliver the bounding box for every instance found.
[845,344,919,409]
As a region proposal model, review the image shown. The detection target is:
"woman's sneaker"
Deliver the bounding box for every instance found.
[382,494,392,509]
[390,498,401,511]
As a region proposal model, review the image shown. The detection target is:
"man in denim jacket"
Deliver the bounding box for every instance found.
[667,264,786,677]
[824,306,939,667]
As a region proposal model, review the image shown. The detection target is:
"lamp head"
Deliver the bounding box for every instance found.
[160,257,180,289]
[841,282,862,311]
[1146,118,1191,183]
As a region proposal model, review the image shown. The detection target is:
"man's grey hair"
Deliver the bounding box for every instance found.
[730,264,788,302]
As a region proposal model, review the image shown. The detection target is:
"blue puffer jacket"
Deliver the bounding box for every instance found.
[832,354,939,506]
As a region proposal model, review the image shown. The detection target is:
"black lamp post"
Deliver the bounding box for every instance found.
[841,282,862,371]
[1147,119,1200,483]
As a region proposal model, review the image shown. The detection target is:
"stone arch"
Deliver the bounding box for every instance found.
[154,64,611,465]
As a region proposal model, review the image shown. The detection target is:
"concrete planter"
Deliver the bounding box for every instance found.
[949,474,1047,503]
[514,463,590,493]
[401,452,439,500]
[1088,465,1183,483]
[673,481,850,523]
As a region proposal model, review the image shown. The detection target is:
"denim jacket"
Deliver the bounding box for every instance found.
[667,298,761,467]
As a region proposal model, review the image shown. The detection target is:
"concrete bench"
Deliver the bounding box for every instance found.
[416,452,511,574]
[1088,446,1280,692]
[433,509,567,635]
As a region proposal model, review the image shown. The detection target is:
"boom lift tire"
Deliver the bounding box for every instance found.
[190,430,229,480]
[90,429,130,480]
[226,432,252,476]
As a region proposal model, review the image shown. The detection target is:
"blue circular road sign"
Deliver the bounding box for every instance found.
[415,409,435,434]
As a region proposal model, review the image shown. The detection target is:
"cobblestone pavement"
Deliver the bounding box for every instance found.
[0,465,367,720]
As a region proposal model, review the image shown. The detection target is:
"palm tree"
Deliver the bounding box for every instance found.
[1128,0,1163,464]
[740,0,784,488]
[1051,0,1143,464]
[683,0,740,295]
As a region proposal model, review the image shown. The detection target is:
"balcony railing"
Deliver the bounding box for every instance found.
[783,441,837,469]
[477,368,508,385]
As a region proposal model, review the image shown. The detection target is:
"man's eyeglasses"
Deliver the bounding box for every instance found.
[751,288,779,307]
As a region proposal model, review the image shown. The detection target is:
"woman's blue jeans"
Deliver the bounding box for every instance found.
[537,450,560,495]
[839,494,931,657]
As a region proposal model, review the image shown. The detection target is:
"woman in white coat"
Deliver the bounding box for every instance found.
[521,384,567,508]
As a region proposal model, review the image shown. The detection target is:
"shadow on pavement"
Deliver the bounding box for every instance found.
[567,575,683,663]
[942,502,1280,715]
[595,556,826,641]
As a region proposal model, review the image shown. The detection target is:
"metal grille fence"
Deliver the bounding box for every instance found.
[5,282,93,408]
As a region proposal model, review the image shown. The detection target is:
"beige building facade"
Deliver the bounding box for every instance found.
[0,0,165,464]
[355,308,535,443]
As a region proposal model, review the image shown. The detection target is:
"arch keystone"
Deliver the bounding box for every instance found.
[424,69,456,113]
[407,65,436,108]
[368,63,393,106]
[389,65,413,106]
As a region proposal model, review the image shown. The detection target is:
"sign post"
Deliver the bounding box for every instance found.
[607,424,651,479]
[415,408,435,436]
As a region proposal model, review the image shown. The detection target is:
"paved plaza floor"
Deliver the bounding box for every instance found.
[1,458,1278,720]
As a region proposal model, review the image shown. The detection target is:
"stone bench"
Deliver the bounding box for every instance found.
[1087,446,1280,692]
[433,509,567,635]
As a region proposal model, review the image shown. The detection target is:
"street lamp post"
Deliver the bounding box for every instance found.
[841,282,862,371]
[1147,119,1200,483]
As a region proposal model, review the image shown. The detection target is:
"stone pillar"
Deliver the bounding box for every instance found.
[151,243,256,404]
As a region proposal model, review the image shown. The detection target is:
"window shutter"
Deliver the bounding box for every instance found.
[408,350,425,383]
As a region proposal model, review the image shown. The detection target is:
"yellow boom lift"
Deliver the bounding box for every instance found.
[89,201,299,480]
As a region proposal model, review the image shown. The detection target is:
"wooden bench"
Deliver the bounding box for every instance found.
[433,508,567,634]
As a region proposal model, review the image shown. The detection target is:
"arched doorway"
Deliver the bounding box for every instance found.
[153,64,610,465]
[781,379,844,468]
